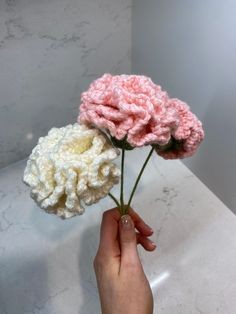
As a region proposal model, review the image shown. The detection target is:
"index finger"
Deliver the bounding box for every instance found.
[128,207,153,236]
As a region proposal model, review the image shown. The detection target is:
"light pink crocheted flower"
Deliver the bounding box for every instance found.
[78,73,179,147]
[155,98,204,159]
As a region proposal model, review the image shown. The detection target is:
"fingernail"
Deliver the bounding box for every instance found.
[121,215,132,230]
[148,225,154,233]
[150,241,156,248]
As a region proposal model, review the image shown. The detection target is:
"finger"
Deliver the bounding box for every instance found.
[136,232,157,251]
[119,215,140,268]
[128,207,153,236]
[98,207,121,258]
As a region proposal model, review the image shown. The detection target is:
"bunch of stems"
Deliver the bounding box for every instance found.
[108,145,155,216]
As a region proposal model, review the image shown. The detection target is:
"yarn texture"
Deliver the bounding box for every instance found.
[78,73,204,158]
[155,98,204,159]
[23,123,120,218]
[79,73,179,147]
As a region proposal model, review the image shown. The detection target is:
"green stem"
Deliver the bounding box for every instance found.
[127,146,155,209]
[108,192,120,208]
[120,147,125,214]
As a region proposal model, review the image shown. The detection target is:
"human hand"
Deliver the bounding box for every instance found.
[94,207,156,314]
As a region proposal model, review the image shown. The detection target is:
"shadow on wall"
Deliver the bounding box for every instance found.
[185,78,236,213]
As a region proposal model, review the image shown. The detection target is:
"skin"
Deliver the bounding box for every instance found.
[94,207,156,314]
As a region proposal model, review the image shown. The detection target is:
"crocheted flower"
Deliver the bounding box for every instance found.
[78,73,179,148]
[23,123,120,218]
[155,98,204,159]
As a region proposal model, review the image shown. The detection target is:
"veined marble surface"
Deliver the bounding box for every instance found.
[0,147,236,314]
[0,0,131,169]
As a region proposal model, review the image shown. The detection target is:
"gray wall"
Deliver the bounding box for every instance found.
[0,0,132,169]
[132,0,236,213]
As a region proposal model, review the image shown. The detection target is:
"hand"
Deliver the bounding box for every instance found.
[94,207,156,314]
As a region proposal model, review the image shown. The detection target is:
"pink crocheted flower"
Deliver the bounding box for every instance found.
[78,73,179,147]
[155,98,204,159]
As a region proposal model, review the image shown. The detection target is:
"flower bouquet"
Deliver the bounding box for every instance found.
[23,73,204,218]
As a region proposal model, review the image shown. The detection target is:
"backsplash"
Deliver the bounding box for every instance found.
[0,0,131,169]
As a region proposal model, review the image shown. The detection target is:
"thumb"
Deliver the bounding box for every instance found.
[119,215,139,267]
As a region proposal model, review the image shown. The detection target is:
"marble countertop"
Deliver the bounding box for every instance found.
[0,147,236,314]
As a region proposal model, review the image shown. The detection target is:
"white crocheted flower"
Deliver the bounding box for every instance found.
[23,123,120,218]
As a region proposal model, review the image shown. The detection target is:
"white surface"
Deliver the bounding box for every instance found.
[1,147,236,314]
[0,0,131,169]
[132,0,236,213]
